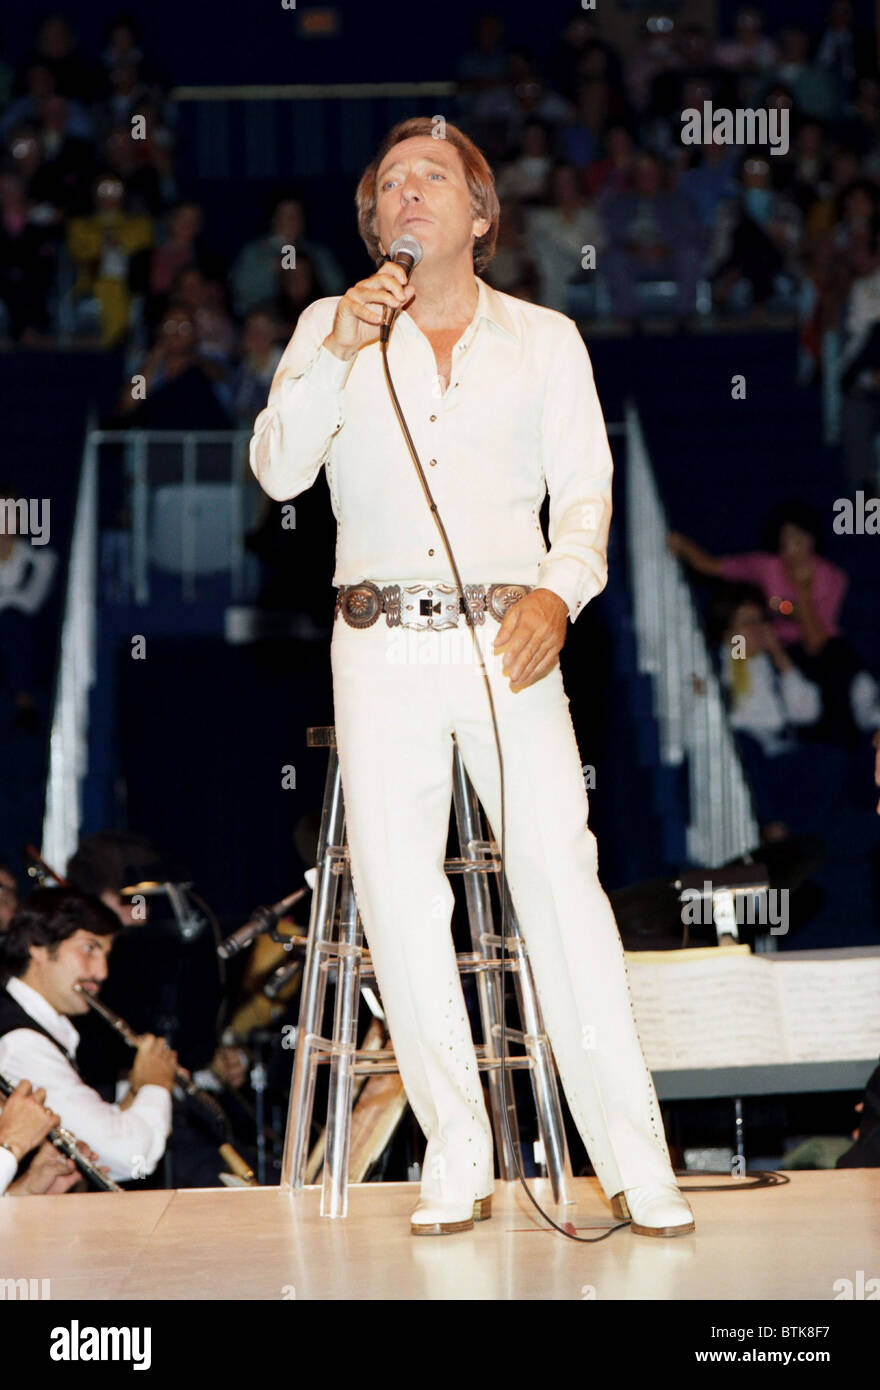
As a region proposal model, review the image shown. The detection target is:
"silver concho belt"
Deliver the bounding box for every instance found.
[335,581,534,630]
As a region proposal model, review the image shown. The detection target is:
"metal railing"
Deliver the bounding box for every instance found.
[624,400,758,866]
[41,411,100,873]
[42,426,258,868]
[92,429,256,604]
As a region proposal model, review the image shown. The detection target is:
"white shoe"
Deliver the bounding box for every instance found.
[410,1193,493,1236]
[610,1182,695,1237]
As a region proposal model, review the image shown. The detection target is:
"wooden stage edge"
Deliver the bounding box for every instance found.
[1,1172,878,1301]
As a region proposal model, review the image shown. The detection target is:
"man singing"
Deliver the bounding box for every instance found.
[250,117,694,1238]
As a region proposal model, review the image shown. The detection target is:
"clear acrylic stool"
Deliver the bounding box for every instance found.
[280,725,574,1218]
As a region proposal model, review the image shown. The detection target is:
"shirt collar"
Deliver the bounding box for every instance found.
[6,977,80,1057]
[400,275,520,345]
[474,276,519,342]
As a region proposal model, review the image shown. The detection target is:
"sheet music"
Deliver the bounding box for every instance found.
[624,951,880,1069]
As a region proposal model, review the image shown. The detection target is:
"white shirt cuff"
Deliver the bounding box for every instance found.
[0,1145,19,1195]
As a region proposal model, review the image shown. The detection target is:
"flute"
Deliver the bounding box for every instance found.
[75,989,228,1130]
[0,1071,122,1193]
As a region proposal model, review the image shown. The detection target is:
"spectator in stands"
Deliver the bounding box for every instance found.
[714,7,778,92]
[816,0,858,92]
[803,147,862,252]
[496,119,554,204]
[272,251,326,336]
[32,92,97,215]
[229,307,284,429]
[111,303,232,429]
[93,59,161,144]
[481,199,539,300]
[66,170,153,345]
[584,123,636,203]
[669,501,880,745]
[0,859,18,931]
[0,170,59,345]
[4,125,65,226]
[837,75,880,159]
[715,582,829,838]
[601,150,702,324]
[20,13,97,106]
[230,191,344,321]
[496,50,571,152]
[0,61,92,143]
[669,501,847,652]
[102,123,175,217]
[547,12,622,105]
[776,121,832,220]
[98,15,167,96]
[757,27,843,123]
[167,264,236,364]
[837,230,880,489]
[677,137,740,246]
[559,79,610,169]
[649,22,735,121]
[624,14,683,115]
[800,167,878,379]
[525,162,605,313]
[708,155,802,318]
[455,11,508,117]
[140,200,223,307]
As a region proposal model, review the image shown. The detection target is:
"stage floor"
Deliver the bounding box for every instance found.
[2,1172,878,1301]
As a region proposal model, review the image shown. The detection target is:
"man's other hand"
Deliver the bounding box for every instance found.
[493,588,569,691]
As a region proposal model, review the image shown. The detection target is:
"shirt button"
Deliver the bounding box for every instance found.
[429,414,437,422]
[428,549,435,556]
[429,458,437,466]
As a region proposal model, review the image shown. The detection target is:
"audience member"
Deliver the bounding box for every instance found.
[525,162,605,313]
[230,192,344,321]
[66,169,153,344]
[601,150,703,323]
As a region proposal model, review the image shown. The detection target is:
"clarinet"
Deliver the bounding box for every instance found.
[75,989,228,1130]
[0,1071,122,1193]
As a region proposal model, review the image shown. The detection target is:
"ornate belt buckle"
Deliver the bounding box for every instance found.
[399,583,461,630]
[487,583,531,621]
[340,581,382,628]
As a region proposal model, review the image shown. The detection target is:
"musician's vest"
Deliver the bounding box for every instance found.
[0,987,83,1077]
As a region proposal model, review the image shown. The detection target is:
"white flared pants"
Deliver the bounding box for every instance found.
[330,612,676,1203]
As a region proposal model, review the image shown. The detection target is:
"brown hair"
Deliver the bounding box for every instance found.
[355,117,500,274]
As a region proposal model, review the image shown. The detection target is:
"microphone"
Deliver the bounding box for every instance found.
[217,885,310,960]
[379,234,423,344]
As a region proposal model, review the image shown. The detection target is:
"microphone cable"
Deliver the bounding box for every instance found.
[379,328,627,1242]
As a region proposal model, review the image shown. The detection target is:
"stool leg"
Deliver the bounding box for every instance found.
[281,747,345,1191]
[502,881,575,1208]
[321,867,362,1218]
[451,740,518,1181]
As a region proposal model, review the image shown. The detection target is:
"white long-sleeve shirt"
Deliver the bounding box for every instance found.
[0,979,172,1183]
[0,1144,16,1195]
[249,276,613,623]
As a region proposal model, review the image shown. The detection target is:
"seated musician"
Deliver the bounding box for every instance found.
[0,888,176,1184]
[66,830,248,1091]
[0,1077,97,1196]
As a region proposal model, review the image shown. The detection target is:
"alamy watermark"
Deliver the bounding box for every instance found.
[0,496,51,545]
[681,882,789,936]
[681,101,789,157]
